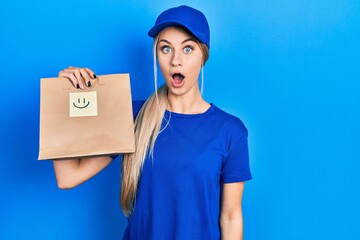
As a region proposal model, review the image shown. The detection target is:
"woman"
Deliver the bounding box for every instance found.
[54,5,252,239]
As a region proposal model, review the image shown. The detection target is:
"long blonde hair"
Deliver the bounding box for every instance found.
[121,29,209,217]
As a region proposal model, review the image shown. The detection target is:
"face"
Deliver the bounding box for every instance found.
[156,27,204,98]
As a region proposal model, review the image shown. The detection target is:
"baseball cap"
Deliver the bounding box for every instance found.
[148,5,210,48]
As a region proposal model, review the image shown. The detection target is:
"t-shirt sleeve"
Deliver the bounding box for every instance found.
[221,120,252,183]
[132,100,146,119]
[109,100,145,160]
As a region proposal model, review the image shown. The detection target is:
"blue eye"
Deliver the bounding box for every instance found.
[184,46,193,54]
[161,46,172,54]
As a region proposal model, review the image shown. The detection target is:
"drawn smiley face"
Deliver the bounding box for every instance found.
[73,97,90,109]
[69,91,98,117]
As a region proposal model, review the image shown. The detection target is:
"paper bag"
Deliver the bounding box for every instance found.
[38,74,135,160]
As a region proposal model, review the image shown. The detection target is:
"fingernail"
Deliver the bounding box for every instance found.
[76,84,80,89]
[87,81,91,87]
[93,74,97,78]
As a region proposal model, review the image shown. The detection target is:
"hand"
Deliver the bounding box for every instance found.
[58,66,97,89]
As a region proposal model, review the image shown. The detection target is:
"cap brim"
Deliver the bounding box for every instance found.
[148,21,185,37]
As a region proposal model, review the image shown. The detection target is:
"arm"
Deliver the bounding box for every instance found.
[220,182,245,240]
[53,156,113,189]
[53,66,112,189]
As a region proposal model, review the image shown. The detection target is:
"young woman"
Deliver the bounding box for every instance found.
[53,5,252,240]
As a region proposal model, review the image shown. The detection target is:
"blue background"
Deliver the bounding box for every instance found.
[1,0,359,239]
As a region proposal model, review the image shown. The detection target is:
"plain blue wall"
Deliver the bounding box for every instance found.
[1,0,359,239]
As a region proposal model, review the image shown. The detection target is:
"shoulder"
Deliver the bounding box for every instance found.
[211,105,248,137]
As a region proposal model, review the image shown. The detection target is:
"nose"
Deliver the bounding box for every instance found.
[171,50,182,67]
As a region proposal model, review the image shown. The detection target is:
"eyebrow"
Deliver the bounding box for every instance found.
[158,38,197,45]
[181,38,197,44]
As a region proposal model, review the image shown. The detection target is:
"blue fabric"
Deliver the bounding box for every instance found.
[148,5,210,48]
[122,103,252,240]
[131,100,146,119]
[110,101,145,160]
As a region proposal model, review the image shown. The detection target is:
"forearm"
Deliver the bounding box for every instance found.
[53,156,112,189]
[220,211,243,240]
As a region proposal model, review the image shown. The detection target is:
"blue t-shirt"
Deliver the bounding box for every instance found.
[122,102,252,240]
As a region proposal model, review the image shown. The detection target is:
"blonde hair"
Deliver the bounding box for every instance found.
[121,29,209,217]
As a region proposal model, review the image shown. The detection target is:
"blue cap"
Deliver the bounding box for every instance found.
[148,5,210,49]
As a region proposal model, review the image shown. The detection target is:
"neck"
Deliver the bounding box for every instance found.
[167,90,210,114]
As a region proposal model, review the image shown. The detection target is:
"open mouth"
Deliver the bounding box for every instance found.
[172,73,185,85]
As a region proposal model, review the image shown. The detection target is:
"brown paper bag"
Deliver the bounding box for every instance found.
[38,74,135,160]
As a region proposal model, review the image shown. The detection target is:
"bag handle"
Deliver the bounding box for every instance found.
[62,75,104,90]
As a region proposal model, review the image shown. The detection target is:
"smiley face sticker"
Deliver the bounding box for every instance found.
[69,91,98,117]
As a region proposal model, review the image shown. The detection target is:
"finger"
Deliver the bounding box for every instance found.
[73,68,85,89]
[63,68,75,74]
[58,70,80,88]
[58,70,67,78]
[68,73,81,89]
[80,68,92,87]
[85,68,96,79]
